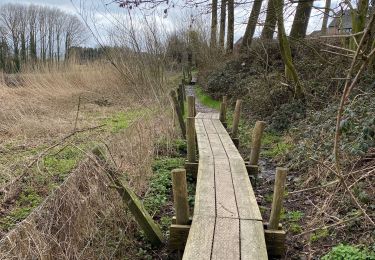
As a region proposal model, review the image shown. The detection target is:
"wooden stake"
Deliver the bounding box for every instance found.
[92,147,163,246]
[219,96,228,126]
[178,85,185,116]
[171,169,190,225]
[269,167,288,230]
[187,96,195,118]
[170,90,186,139]
[231,99,242,138]
[186,117,196,163]
[249,121,266,165]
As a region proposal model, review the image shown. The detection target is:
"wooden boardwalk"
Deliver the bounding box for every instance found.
[183,112,268,259]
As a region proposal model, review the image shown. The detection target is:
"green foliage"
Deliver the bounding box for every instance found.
[289,223,303,234]
[310,228,329,242]
[43,145,82,179]
[269,100,306,131]
[155,137,187,157]
[285,210,304,222]
[104,110,148,133]
[261,132,293,158]
[144,157,185,231]
[322,244,375,260]
[195,86,221,110]
[0,189,42,231]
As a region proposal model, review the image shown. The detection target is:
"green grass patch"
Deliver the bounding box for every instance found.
[261,132,293,158]
[285,210,304,222]
[195,86,220,110]
[104,109,149,133]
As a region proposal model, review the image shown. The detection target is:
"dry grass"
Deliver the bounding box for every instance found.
[0,61,179,259]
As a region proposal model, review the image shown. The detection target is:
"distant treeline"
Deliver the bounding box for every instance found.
[0,3,88,73]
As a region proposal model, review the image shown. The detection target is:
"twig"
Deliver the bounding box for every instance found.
[74,95,82,132]
[294,214,362,237]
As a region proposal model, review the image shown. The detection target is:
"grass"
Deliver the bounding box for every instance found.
[195,85,221,110]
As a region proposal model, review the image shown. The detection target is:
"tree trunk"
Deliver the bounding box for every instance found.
[227,0,234,52]
[321,0,331,35]
[350,0,369,48]
[273,0,304,99]
[219,0,226,49]
[210,0,218,48]
[240,0,263,52]
[290,0,314,39]
[261,0,277,39]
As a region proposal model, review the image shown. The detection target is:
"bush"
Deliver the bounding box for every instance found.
[322,244,375,260]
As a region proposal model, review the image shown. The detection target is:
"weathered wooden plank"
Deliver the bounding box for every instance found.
[218,133,242,159]
[215,159,238,218]
[202,119,217,134]
[241,220,268,259]
[193,158,216,217]
[230,158,262,220]
[183,216,215,260]
[211,217,240,260]
[207,133,227,159]
[211,119,229,134]
[195,119,206,135]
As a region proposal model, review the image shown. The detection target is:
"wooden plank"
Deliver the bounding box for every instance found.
[241,220,268,260]
[183,216,215,260]
[207,133,227,159]
[230,158,262,220]
[218,133,242,159]
[211,217,240,260]
[169,224,191,250]
[202,119,217,134]
[215,159,238,218]
[195,119,206,135]
[193,158,216,217]
[211,119,229,134]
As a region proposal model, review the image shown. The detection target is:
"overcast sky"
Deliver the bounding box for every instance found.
[0,0,335,47]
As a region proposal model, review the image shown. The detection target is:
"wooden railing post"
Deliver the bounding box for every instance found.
[231,99,242,148]
[171,169,190,224]
[219,95,228,127]
[170,90,186,139]
[269,167,287,229]
[169,168,191,250]
[264,167,287,257]
[187,96,195,118]
[178,84,185,116]
[186,117,196,163]
[249,121,266,165]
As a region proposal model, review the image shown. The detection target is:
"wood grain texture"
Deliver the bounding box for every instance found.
[183,113,267,259]
[241,220,268,259]
[183,216,215,260]
[211,217,240,260]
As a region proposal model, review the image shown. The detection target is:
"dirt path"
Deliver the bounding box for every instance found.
[185,85,217,113]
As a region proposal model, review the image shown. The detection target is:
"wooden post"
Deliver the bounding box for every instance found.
[178,85,185,116]
[186,117,196,163]
[249,121,266,165]
[219,96,228,127]
[92,147,163,246]
[269,167,288,230]
[171,169,190,225]
[187,96,195,118]
[231,99,242,147]
[170,90,186,139]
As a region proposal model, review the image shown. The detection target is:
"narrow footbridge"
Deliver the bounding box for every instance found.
[183,112,268,259]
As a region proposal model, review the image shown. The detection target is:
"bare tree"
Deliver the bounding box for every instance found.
[227,0,234,52]
[261,0,276,39]
[219,0,226,49]
[290,0,314,39]
[321,0,331,35]
[240,0,263,51]
[210,0,218,48]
